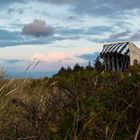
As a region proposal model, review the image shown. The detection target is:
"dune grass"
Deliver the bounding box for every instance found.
[0,65,139,140]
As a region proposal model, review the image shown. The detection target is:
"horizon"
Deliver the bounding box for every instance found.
[1,0,140,78]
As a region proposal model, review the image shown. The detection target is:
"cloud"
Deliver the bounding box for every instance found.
[107,30,140,42]
[57,25,113,37]
[7,8,15,14]
[109,30,131,39]
[39,0,113,17]
[38,0,71,5]
[78,52,99,61]
[0,28,82,48]
[38,0,140,18]
[0,0,25,9]
[1,59,24,64]
[31,52,70,62]
[66,16,77,20]
[128,31,140,41]
[86,26,113,35]
[0,0,140,18]
[0,29,54,47]
[22,19,54,37]
[0,29,21,41]
[88,29,140,44]
[40,0,140,10]
[7,7,25,15]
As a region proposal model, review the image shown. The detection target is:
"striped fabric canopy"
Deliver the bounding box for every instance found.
[101,42,129,56]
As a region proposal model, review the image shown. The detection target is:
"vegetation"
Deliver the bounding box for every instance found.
[0,60,139,140]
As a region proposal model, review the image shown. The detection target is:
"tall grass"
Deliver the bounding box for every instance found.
[0,66,139,140]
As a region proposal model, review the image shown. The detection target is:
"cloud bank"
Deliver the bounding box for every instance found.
[38,0,140,17]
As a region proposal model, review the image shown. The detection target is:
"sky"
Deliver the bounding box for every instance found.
[0,0,140,78]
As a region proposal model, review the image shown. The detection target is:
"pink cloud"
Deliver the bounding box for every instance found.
[31,52,71,62]
[22,19,54,37]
